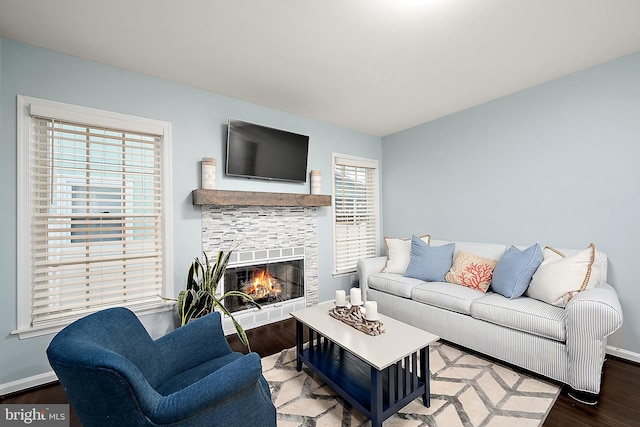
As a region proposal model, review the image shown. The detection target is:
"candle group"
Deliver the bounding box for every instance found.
[334,288,378,320]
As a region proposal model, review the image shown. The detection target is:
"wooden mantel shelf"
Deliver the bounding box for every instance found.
[192,189,332,207]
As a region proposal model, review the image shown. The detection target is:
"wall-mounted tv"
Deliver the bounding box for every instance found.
[226,119,310,183]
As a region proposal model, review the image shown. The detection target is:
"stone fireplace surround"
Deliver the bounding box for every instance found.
[201,204,321,334]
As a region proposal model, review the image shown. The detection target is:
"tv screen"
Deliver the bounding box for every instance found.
[226,119,309,183]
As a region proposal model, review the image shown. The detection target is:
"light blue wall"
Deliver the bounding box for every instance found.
[4,35,638,388]
[381,52,640,356]
[0,38,381,386]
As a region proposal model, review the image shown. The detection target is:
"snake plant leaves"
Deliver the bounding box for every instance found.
[170,249,260,351]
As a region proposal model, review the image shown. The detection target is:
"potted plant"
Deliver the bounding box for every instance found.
[165,250,261,351]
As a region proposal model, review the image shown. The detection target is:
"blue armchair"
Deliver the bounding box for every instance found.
[46,307,276,426]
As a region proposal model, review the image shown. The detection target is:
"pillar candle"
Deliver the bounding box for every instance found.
[350,287,362,306]
[310,170,321,194]
[201,158,217,190]
[335,290,346,307]
[364,301,378,320]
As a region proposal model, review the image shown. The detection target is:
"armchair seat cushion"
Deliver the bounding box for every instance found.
[156,352,243,396]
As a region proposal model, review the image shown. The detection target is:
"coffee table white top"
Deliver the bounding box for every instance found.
[291,301,439,370]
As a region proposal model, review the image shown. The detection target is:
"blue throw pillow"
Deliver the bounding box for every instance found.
[403,236,455,282]
[491,243,543,299]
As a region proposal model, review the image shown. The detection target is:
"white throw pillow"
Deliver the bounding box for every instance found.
[526,243,599,307]
[381,234,430,274]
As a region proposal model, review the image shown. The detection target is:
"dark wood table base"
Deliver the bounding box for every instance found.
[295,320,430,427]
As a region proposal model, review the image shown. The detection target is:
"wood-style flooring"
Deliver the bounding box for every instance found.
[2,318,639,426]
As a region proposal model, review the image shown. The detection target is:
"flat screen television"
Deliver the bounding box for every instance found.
[225,119,309,183]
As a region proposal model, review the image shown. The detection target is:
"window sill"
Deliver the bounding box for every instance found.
[11,302,176,339]
[332,271,357,279]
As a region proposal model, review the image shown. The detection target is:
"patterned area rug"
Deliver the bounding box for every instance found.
[262,342,560,427]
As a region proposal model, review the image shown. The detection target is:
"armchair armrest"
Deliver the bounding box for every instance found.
[155,312,233,374]
[151,352,264,424]
[357,256,387,302]
[565,283,623,393]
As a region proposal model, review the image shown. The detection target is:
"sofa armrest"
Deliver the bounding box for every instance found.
[566,283,623,339]
[564,283,623,393]
[357,256,387,302]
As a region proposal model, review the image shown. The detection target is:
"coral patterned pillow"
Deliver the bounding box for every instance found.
[445,251,498,293]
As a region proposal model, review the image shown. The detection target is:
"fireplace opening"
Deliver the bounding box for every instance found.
[223,258,304,313]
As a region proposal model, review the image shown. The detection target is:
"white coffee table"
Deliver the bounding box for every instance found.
[291,301,439,427]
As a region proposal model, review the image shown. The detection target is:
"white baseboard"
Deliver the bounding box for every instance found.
[0,371,58,397]
[606,345,640,364]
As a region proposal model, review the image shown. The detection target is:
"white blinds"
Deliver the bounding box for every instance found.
[333,156,378,274]
[29,116,164,325]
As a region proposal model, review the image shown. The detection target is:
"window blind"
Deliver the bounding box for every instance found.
[29,116,164,325]
[333,156,378,274]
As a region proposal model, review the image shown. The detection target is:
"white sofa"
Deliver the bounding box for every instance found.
[357,238,623,402]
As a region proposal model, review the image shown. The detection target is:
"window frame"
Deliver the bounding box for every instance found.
[331,152,380,276]
[14,95,174,339]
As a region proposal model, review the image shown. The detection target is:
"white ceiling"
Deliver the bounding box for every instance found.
[2,0,640,136]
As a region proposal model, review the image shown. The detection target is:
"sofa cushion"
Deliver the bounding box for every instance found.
[445,251,498,293]
[411,282,485,315]
[526,243,599,307]
[404,237,455,282]
[491,243,543,299]
[368,273,425,298]
[471,293,566,342]
[381,234,430,274]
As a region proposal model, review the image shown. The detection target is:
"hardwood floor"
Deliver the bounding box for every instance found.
[2,318,639,426]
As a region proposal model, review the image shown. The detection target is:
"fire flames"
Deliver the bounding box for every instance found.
[242,269,282,300]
